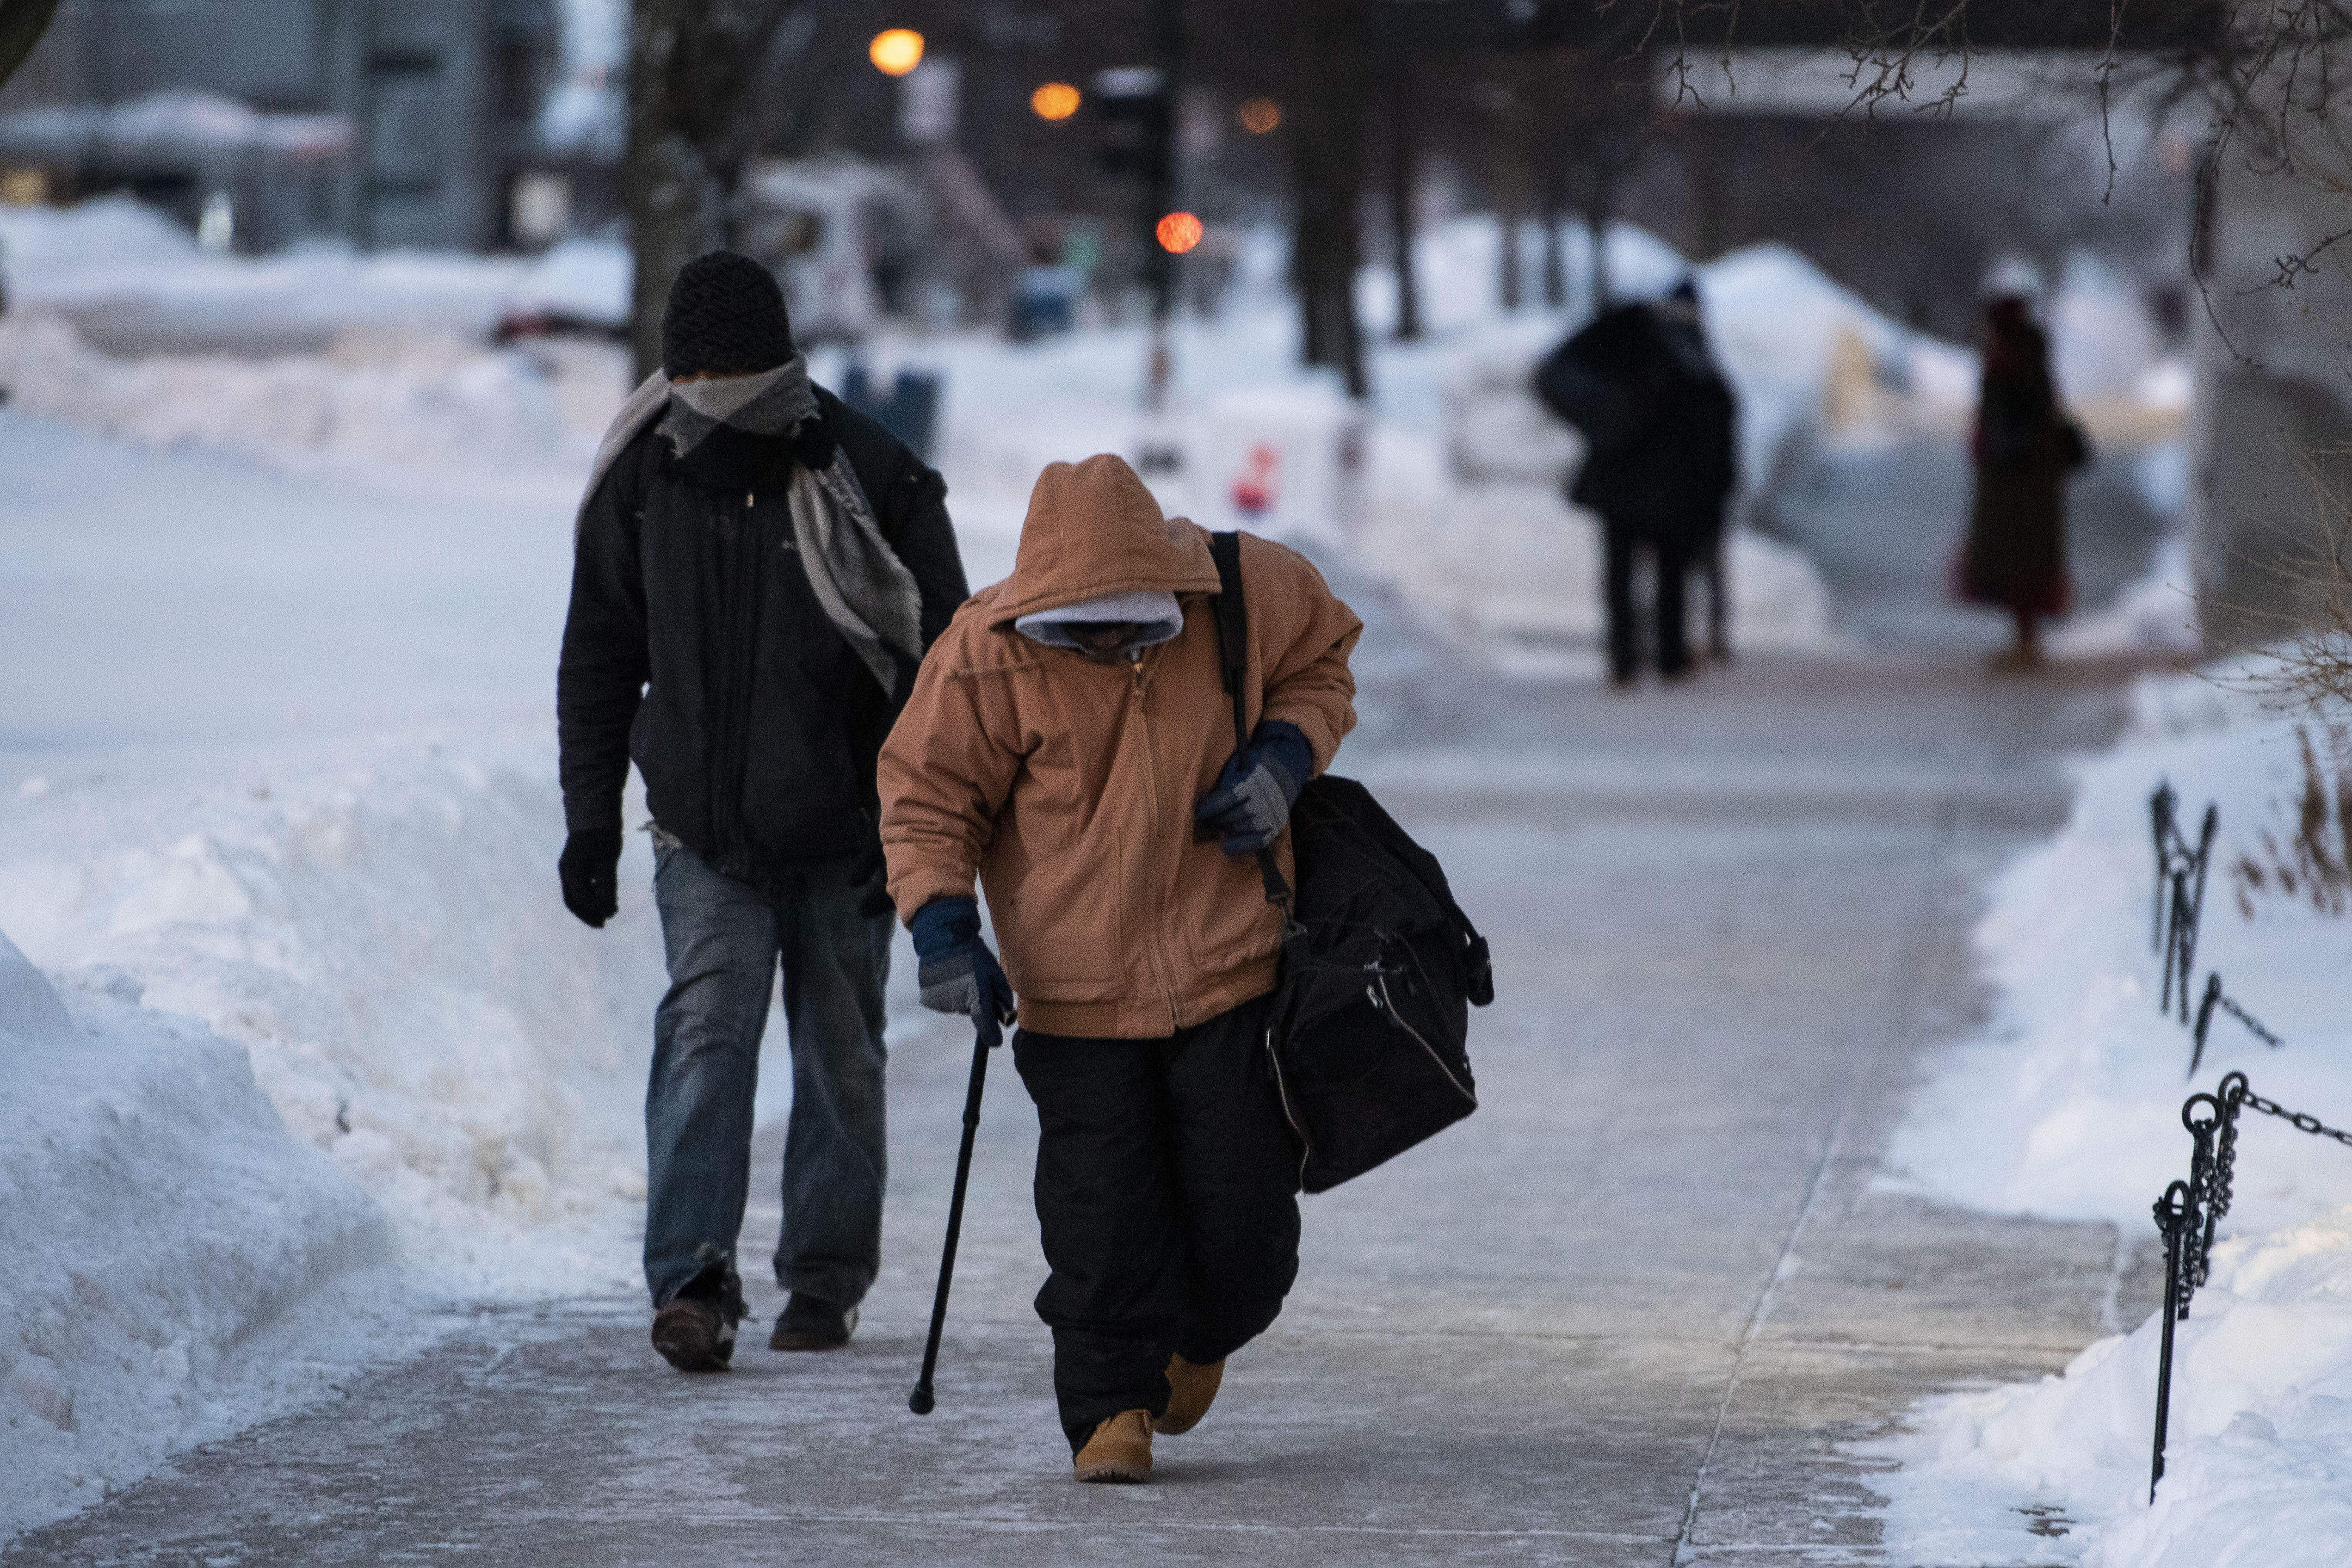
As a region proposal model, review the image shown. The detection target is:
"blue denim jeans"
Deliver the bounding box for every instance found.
[644,841,891,1309]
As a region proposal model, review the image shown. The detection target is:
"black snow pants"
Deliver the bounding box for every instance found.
[1010,993,1301,1453]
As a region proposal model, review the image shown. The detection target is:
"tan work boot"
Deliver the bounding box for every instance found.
[1073,1409,1154,1483]
[1154,1353,1224,1435]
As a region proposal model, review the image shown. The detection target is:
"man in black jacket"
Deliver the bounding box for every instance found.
[1542,280,1739,685]
[557,252,969,1371]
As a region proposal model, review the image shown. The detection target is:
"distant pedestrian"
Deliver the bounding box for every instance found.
[878,454,1361,1484]
[1957,295,2088,669]
[556,251,969,1372]
[1536,279,1739,685]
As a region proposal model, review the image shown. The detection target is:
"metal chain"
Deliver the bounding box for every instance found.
[2152,1070,2349,1502]
[2217,994,2285,1049]
[2226,1073,2352,1149]
[2178,1094,2231,1292]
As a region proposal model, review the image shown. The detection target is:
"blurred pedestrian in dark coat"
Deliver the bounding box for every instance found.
[1537,280,1739,684]
[1957,296,2087,668]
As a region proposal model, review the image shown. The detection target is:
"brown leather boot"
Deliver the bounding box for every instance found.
[649,1296,736,1372]
[1154,1353,1224,1435]
[1072,1409,1153,1483]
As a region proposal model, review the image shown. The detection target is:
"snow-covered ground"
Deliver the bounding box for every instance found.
[1871,665,2352,1564]
[0,193,2192,1543]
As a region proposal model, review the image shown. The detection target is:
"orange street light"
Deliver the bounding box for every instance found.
[869,28,924,76]
[1237,97,1281,135]
[1155,211,1204,254]
[1031,81,1081,121]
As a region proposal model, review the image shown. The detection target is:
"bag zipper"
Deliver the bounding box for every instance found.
[1264,1023,1315,1189]
[1370,967,1478,1107]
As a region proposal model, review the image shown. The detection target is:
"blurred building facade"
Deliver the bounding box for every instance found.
[2189,113,2352,651]
[0,0,560,251]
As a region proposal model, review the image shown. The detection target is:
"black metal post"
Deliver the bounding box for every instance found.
[908,1025,993,1415]
[2191,972,2222,1077]
[2150,1180,2190,1502]
[2181,807,2216,1014]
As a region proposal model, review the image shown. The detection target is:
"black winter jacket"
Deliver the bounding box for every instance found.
[1548,306,1739,549]
[557,385,969,883]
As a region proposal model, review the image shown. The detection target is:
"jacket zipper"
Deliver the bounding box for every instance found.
[1130,653,1182,1031]
[710,488,760,874]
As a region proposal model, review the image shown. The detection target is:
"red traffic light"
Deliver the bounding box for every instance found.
[1155,212,1203,254]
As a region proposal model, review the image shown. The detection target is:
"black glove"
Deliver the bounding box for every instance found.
[909,896,1017,1049]
[1194,720,1312,857]
[559,826,623,928]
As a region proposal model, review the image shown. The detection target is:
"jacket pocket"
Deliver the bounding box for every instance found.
[996,833,1124,1003]
[1185,838,1284,974]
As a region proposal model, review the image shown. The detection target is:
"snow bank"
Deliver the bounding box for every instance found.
[0,196,628,347]
[0,732,666,1305]
[0,311,611,474]
[0,927,406,1539]
[0,192,198,270]
[1872,663,2352,1563]
[1873,1209,2352,1566]
[1880,666,2352,1233]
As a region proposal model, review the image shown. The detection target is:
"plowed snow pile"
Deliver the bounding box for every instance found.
[0,928,404,1537]
[1870,664,2352,1565]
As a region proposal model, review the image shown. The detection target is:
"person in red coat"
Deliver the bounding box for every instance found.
[1957,296,2088,669]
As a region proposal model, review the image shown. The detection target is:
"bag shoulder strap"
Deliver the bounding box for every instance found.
[1208,531,1295,915]
[1206,530,1248,744]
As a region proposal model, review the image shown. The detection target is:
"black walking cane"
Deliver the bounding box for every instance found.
[909,1020,992,1414]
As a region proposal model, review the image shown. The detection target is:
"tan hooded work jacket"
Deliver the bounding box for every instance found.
[878,454,1361,1038]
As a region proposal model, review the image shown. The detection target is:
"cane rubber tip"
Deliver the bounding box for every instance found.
[909,1385,935,1415]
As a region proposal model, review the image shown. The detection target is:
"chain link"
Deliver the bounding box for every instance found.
[2162,1077,2352,1301]
[2232,1081,2352,1149]
[2217,994,2285,1049]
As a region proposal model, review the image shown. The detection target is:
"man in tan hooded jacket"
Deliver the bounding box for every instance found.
[879,453,1360,1481]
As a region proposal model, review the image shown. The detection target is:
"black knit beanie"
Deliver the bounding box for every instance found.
[661,251,795,378]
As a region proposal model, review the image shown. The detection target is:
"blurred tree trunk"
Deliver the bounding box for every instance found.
[1540,179,1565,309]
[623,0,798,380]
[1287,2,1370,397]
[1585,192,1610,312]
[1386,62,1420,342]
[0,0,58,93]
[1493,70,1529,312]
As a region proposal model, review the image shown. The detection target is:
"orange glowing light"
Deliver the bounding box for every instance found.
[1031,81,1081,121]
[1237,97,1282,135]
[1155,211,1204,255]
[868,29,925,76]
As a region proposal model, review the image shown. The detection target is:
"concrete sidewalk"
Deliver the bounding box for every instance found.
[9,432,2178,1565]
[7,652,2161,1567]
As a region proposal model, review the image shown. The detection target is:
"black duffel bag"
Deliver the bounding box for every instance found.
[1208,533,1494,1194]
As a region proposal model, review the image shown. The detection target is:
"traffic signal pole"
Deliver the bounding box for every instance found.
[1143,0,1182,417]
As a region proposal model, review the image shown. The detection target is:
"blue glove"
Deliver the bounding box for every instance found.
[1194,720,1312,857]
[909,896,1017,1048]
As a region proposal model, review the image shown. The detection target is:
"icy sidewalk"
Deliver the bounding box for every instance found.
[1869,664,2352,1565]
[5,655,2167,1566]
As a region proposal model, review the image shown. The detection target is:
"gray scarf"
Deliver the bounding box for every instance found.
[579,356,925,696]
